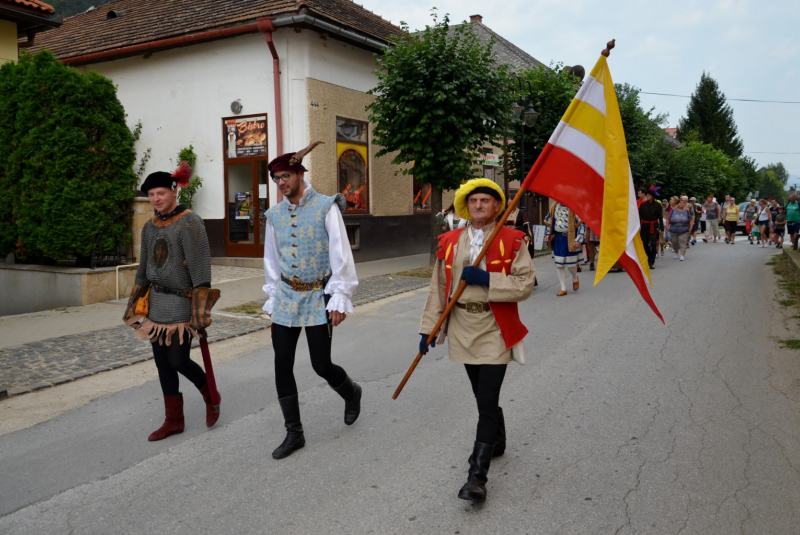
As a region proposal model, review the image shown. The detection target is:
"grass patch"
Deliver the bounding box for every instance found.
[396,265,434,278]
[779,339,800,350]
[778,299,797,307]
[770,254,800,312]
[220,302,264,315]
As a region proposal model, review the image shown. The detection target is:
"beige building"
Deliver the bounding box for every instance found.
[0,0,60,65]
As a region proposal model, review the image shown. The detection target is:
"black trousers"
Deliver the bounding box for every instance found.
[272,323,347,399]
[643,238,658,266]
[464,364,507,444]
[152,331,207,396]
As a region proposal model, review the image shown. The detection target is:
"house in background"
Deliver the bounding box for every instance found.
[29,3,556,262]
[0,0,60,64]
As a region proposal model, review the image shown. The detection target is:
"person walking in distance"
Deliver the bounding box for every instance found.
[769,199,781,244]
[419,178,535,504]
[262,141,361,460]
[743,200,757,244]
[688,197,703,245]
[545,201,586,296]
[666,198,694,261]
[756,199,773,248]
[774,207,787,248]
[723,197,739,244]
[123,163,221,441]
[639,187,663,269]
[785,194,800,249]
[703,195,721,243]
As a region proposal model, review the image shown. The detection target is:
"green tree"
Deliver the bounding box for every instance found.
[759,162,789,185]
[505,64,578,186]
[367,10,514,259]
[758,169,788,205]
[0,50,137,263]
[614,83,672,188]
[676,71,743,159]
[663,142,730,200]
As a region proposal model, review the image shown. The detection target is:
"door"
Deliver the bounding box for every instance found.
[222,114,269,257]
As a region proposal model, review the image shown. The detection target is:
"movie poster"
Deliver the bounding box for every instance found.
[225,116,267,158]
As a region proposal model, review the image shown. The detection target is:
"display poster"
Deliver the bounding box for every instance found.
[479,153,500,166]
[532,225,547,250]
[234,191,251,220]
[225,116,267,158]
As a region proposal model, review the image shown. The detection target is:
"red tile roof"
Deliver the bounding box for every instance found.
[1,0,55,16]
[28,0,403,61]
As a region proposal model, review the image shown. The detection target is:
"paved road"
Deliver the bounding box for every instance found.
[1,243,798,534]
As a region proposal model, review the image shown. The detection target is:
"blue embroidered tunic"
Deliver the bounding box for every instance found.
[544,203,586,267]
[264,186,352,327]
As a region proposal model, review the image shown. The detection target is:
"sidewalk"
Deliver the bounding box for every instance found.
[0,254,431,398]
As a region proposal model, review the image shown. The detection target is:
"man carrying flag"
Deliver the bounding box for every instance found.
[418,178,536,504]
[520,41,663,322]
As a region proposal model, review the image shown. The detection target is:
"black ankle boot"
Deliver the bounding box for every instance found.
[272,394,305,460]
[331,375,361,425]
[458,441,494,503]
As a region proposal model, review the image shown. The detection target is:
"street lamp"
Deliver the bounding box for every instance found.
[511,75,540,189]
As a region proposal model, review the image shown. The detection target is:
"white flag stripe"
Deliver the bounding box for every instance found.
[575,75,606,115]
[625,165,642,243]
[550,121,606,179]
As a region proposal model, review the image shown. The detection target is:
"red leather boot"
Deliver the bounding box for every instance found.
[148,394,185,441]
[199,384,221,428]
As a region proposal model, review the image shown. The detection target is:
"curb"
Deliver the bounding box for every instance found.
[782,247,800,273]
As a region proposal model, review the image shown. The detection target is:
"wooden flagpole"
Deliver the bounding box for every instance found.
[392,185,528,399]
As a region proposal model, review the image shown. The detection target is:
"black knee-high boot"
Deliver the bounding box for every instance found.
[494,406,506,457]
[272,394,305,459]
[458,442,494,503]
[331,375,362,425]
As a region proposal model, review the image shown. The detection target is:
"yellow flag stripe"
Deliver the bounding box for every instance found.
[562,98,606,149]
[594,56,631,285]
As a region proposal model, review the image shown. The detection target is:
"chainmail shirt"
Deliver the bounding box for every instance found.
[134,209,212,324]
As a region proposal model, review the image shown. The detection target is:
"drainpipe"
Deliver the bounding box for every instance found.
[256,18,284,201]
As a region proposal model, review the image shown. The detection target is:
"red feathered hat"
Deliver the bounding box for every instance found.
[141,162,192,194]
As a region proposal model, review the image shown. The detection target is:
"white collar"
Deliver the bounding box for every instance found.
[285,180,314,207]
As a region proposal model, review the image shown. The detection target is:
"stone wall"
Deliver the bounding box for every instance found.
[0,265,138,316]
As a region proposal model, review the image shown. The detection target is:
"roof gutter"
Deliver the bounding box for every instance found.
[60,12,388,67]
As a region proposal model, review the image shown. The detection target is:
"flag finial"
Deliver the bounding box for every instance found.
[601,39,616,57]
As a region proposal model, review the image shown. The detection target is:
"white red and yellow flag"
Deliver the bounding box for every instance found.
[522,54,664,323]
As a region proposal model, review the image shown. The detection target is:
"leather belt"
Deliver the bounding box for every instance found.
[281,274,328,292]
[151,283,191,297]
[455,301,490,314]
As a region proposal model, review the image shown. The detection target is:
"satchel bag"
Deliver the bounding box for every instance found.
[134,287,150,317]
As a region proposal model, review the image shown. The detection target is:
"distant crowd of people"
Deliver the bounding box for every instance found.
[636,187,800,269]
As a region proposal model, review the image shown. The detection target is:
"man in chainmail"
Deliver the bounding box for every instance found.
[124,163,221,441]
[262,141,361,460]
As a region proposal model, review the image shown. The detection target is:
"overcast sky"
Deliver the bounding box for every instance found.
[358,0,800,185]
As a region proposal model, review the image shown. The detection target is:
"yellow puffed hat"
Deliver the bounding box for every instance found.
[453,178,506,221]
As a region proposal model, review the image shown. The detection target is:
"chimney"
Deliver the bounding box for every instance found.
[470,14,483,23]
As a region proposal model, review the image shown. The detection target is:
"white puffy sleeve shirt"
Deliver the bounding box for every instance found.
[262,203,358,315]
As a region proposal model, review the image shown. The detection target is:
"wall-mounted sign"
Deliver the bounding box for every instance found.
[479,153,500,167]
[225,116,267,158]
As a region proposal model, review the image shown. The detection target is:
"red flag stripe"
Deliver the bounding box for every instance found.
[522,143,605,234]
[617,253,665,323]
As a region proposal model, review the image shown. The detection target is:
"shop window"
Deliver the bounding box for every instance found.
[413,181,432,212]
[337,117,369,213]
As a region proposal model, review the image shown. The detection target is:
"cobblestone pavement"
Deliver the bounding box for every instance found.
[211,265,263,284]
[0,316,267,398]
[0,275,428,399]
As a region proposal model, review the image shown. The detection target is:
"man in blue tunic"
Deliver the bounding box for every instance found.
[544,201,586,296]
[262,141,361,460]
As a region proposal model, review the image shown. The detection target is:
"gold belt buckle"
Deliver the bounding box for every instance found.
[466,302,485,314]
[311,280,324,291]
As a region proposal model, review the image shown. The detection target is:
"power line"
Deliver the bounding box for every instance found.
[640,91,800,104]
[745,151,800,155]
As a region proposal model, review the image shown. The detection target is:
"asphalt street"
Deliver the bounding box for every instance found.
[1,242,798,534]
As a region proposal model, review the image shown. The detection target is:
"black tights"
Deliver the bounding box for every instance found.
[644,238,658,266]
[272,323,347,399]
[464,364,507,444]
[152,332,207,396]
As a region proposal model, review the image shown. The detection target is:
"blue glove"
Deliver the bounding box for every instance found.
[419,333,436,355]
[461,266,490,287]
